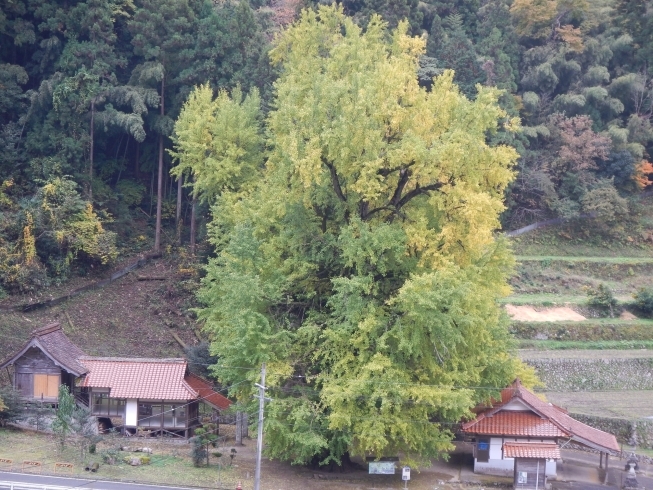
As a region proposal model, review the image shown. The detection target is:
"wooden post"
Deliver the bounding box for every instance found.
[605,453,609,470]
[600,452,603,468]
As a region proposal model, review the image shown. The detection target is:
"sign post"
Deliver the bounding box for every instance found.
[368,461,396,474]
[402,466,410,489]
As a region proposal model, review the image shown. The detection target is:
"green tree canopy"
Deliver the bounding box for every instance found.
[180,5,534,467]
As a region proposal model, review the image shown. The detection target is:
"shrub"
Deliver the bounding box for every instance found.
[634,287,653,318]
[0,387,22,426]
[586,283,618,317]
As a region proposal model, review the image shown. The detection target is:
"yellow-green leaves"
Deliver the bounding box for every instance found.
[193,4,525,467]
[170,84,263,203]
[268,6,518,267]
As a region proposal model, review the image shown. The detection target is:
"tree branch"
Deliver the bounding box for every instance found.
[377,160,416,177]
[390,168,411,207]
[323,158,347,203]
[395,182,444,210]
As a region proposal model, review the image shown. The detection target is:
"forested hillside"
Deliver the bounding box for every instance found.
[1,0,652,293]
[3,0,653,472]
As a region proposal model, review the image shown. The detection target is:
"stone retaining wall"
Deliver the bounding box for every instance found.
[525,358,653,391]
[569,414,653,449]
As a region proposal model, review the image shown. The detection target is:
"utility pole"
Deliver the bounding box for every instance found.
[254,363,270,490]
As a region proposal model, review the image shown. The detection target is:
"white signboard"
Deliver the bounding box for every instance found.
[369,462,396,474]
[518,471,528,484]
[402,466,411,481]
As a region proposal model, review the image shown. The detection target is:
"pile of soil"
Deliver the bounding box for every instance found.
[505,304,587,322]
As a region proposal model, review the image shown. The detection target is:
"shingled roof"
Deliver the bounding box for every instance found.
[462,379,620,453]
[0,323,88,376]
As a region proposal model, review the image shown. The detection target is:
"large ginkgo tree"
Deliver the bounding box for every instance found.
[172,4,534,467]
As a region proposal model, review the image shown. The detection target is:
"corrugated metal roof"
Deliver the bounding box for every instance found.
[503,441,561,460]
[79,357,196,400]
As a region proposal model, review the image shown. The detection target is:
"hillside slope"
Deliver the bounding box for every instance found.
[0,254,201,371]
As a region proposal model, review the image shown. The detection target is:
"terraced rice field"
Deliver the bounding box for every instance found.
[542,391,653,419]
[507,245,653,422]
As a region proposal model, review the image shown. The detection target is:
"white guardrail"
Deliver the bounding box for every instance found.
[0,481,86,490]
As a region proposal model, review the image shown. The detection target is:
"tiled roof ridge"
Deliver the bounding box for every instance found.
[182,379,198,398]
[31,322,62,337]
[504,441,559,446]
[503,379,619,452]
[80,356,186,363]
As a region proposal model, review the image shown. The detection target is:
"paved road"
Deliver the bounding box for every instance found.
[0,472,207,490]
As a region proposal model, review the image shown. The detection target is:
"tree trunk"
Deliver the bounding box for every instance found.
[241,412,248,439]
[235,411,243,446]
[135,141,140,180]
[190,195,197,255]
[89,99,95,202]
[176,174,183,244]
[154,76,165,254]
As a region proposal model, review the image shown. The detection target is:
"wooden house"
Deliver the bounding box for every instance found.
[0,323,88,401]
[0,324,231,437]
[461,379,619,485]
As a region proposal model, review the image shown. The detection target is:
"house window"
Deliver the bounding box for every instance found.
[175,406,187,428]
[93,393,110,415]
[477,438,490,463]
[138,403,162,427]
[33,374,59,398]
[110,398,125,416]
[92,394,125,416]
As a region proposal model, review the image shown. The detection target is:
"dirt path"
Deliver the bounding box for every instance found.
[505,304,586,321]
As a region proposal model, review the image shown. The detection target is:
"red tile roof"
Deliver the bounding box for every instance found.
[463,379,620,453]
[79,357,196,400]
[503,441,561,460]
[0,323,88,376]
[184,373,231,410]
[462,411,568,437]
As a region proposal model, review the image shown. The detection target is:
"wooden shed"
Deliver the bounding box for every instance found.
[504,441,561,490]
[0,323,88,401]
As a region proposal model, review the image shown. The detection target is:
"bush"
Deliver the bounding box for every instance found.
[0,387,23,426]
[634,287,653,318]
[586,283,618,317]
